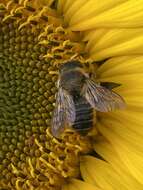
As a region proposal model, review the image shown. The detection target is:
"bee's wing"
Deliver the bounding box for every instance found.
[51,88,76,138]
[82,79,125,112]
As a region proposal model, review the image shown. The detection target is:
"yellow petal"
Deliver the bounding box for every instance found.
[96,119,143,185]
[59,0,74,14]
[97,56,143,77]
[67,0,143,30]
[98,116,143,152]
[83,29,107,43]
[95,52,143,186]
[84,29,143,61]
[99,110,143,136]
[97,58,143,86]
[94,138,143,190]
[81,156,130,190]
[63,0,126,25]
[97,73,143,87]
[62,179,102,190]
[96,56,143,108]
[57,0,66,13]
[96,56,143,106]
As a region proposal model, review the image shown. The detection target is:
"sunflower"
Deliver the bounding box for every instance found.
[0,0,143,190]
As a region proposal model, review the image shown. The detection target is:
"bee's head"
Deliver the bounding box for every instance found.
[59,60,83,74]
[58,60,90,94]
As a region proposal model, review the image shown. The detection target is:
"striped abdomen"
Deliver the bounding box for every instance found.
[72,96,93,135]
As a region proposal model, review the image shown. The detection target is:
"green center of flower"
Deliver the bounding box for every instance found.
[0,1,96,189]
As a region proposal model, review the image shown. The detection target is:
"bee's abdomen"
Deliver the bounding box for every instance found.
[73,96,93,134]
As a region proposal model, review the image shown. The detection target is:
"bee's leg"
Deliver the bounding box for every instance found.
[89,72,96,79]
[87,62,97,80]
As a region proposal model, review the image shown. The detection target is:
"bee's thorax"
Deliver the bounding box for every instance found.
[60,70,86,95]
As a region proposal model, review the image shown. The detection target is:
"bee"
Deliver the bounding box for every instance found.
[51,60,125,138]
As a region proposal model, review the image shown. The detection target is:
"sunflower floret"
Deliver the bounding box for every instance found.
[0,0,93,189]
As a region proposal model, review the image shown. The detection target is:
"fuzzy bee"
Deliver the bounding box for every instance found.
[51,60,125,138]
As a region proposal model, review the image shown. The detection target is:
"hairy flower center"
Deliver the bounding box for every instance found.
[0,1,95,189]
